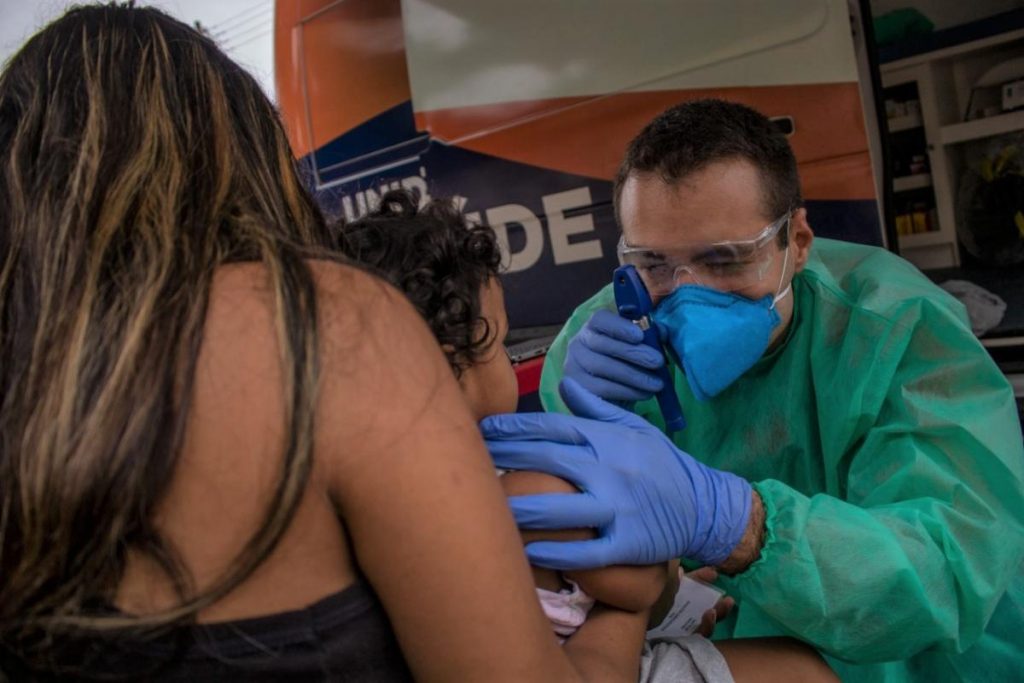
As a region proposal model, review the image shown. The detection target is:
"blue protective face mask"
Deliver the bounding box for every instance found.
[651,248,791,402]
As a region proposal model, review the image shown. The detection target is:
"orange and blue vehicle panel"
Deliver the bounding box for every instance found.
[275,0,882,406]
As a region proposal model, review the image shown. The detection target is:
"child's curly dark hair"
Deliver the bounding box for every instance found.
[337,189,504,378]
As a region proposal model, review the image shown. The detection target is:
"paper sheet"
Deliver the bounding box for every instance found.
[646,573,725,639]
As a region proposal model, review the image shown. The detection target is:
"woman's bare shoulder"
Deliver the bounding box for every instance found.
[205,258,421,374]
[209,259,390,320]
[205,258,466,462]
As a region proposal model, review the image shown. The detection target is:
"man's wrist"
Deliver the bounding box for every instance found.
[717,489,765,576]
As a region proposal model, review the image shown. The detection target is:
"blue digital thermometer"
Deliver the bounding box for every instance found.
[613,265,686,433]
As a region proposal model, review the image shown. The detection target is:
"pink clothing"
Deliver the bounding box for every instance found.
[535,580,596,641]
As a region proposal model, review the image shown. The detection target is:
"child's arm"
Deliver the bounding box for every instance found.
[500,470,672,613]
[566,561,677,616]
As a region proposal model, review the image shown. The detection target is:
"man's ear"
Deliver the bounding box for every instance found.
[790,207,814,273]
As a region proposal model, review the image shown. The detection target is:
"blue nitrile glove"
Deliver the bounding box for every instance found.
[482,378,753,569]
[563,309,666,405]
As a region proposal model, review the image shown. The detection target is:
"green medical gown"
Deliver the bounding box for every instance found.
[539,238,1024,682]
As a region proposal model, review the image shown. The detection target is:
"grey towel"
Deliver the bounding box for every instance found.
[639,636,735,683]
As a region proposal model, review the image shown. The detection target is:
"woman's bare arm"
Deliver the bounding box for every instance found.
[563,605,650,682]
[313,263,645,682]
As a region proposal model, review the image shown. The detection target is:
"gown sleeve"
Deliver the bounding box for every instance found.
[722,297,1024,662]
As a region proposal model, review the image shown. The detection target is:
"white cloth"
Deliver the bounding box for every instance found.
[640,636,735,683]
[939,279,1007,336]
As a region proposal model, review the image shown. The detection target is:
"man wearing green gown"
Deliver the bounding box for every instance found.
[505,99,1024,681]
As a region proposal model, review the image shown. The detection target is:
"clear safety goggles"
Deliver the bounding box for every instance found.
[617,212,791,296]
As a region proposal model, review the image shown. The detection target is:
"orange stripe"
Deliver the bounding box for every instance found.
[275,1,315,156]
[419,84,873,198]
[275,0,412,158]
[801,152,877,201]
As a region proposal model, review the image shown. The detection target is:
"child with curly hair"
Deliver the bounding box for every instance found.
[338,190,683,631]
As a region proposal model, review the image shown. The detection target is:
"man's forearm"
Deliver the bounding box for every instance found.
[717,489,765,575]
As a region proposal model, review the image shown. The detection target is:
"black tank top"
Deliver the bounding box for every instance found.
[2,581,414,681]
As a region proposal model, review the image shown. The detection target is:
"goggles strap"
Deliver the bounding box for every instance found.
[770,220,793,309]
[772,282,792,307]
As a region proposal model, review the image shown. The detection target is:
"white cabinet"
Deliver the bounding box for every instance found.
[881,28,1024,270]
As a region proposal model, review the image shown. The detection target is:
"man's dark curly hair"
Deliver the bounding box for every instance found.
[613,98,802,247]
[337,189,504,378]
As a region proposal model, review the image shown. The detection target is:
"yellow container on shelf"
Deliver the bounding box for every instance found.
[912,210,929,233]
[896,214,912,235]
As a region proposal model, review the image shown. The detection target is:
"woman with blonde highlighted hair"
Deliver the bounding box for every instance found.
[0,4,663,680]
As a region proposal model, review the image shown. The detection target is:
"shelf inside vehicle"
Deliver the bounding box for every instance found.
[941,111,1024,145]
[888,112,923,133]
[900,230,949,248]
[893,173,932,192]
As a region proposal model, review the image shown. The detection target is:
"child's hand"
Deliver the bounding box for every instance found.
[687,566,735,637]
